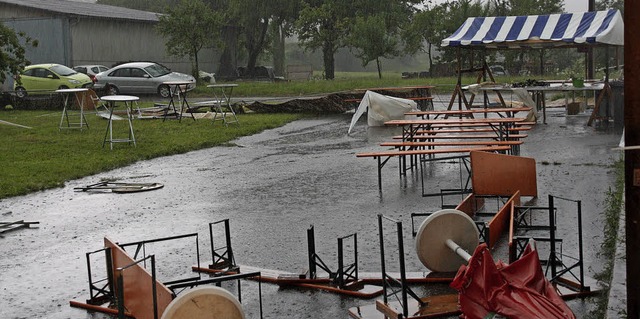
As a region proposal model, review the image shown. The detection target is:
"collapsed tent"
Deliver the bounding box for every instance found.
[347,90,417,134]
[450,242,575,319]
[442,9,623,49]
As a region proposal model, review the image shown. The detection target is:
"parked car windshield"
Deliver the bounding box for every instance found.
[50,65,77,76]
[144,64,171,77]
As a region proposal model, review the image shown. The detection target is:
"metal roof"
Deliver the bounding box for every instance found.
[0,0,160,22]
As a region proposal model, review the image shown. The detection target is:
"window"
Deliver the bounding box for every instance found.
[91,66,108,74]
[26,68,55,78]
[130,68,147,78]
[110,68,131,77]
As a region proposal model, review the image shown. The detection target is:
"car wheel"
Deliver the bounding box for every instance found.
[15,86,27,98]
[106,84,119,96]
[158,85,171,98]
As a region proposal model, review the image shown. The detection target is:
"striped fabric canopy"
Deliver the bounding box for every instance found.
[442,9,623,48]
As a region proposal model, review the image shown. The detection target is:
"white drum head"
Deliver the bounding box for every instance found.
[415,209,479,272]
[161,286,245,319]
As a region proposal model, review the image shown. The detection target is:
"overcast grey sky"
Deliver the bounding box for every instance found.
[428,1,590,13]
[564,1,589,12]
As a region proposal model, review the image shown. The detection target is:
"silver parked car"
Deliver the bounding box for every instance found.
[94,62,196,98]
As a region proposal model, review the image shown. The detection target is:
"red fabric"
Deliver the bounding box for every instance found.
[450,243,575,319]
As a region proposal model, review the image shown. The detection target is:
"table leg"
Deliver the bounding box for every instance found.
[103,102,114,149]
[74,91,89,129]
[59,94,69,130]
[126,102,136,146]
[180,92,196,121]
[163,88,178,122]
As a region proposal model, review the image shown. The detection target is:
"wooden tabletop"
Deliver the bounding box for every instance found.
[405,107,531,117]
[385,117,527,126]
[355,85,435,92]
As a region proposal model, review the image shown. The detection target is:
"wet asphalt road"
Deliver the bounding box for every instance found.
[0,102,621,319]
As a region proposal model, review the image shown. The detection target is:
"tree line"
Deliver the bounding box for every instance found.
[0,0,625,84]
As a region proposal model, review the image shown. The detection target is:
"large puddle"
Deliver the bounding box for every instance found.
[0,104,621,318]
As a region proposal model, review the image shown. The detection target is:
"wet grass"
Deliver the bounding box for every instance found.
[586,156,625,318]
[0,109,304,199]
[188,73,541,98]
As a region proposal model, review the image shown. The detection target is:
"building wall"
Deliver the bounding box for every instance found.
[0,3,219,76]
[70,18,219,75]
[3,17,69,66]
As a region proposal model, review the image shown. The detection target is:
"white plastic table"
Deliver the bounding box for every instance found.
[162,81,196,122]
[100,95,139,149]
[56,88,89,130]
[207,84,239,126]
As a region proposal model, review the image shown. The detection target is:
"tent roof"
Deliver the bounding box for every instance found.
[441,9,623,49]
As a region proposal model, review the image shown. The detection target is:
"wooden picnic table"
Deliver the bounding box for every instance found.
[385,117,528,141]
[348,85,436,110]
[356,146,511,191]
[405,106,532,119]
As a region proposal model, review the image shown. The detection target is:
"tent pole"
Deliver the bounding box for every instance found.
[459,48,464,111]
[446,47,464,111]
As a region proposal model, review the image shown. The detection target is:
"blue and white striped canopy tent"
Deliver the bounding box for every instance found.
[442,9,623,49]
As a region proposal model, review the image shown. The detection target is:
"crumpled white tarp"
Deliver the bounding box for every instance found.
[511,88,538,122]
[347,90,417,134]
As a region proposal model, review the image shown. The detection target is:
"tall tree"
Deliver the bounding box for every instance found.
[0,25,37,85]
[227,0,272,78]
[269,0,301,77]
[347,1,421,78]
[410,0,486,76]
[206,0,241,79]
[296,1,355,80]
[156,0,222,79]
[348,14,399,79]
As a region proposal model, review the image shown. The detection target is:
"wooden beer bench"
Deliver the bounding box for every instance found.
[356,146,511,191]
[385,117,530,144]
[344,96,433,104]
[344,85,436,110]
[391,133,529,140]
[407,126,532,135]
[381,140,523,158]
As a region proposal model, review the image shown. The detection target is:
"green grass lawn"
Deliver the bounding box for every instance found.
[0,110,304,199]
[0,72,555,199]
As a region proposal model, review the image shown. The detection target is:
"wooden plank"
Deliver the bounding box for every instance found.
[104,237,173,319]
[487,191,521,248]
[375,300,401,319]
[344,96,433,103]
[381,141,523,148]
[392,134,528,140]
[286,64,313,81]
[470,151,537,197]
[385,117,526,126]
[410,127,532,135]
[406,106,532,117]
[356,146,510,158]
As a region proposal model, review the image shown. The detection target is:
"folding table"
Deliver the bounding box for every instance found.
[57,88,89,130]
[101,95,139,149]
[207,83,239,126]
